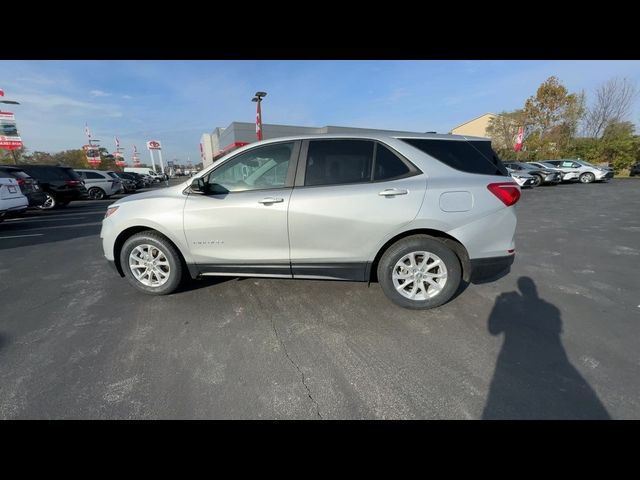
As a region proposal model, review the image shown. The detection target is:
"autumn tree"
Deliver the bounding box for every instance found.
[523,76,585,160]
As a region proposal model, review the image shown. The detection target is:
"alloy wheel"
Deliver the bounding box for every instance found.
[128,244,171,287]
[392,251,448,301]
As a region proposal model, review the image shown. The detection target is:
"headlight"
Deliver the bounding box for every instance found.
[104,206,119,219]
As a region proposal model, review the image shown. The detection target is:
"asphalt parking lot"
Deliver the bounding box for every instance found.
[1,178,639,419]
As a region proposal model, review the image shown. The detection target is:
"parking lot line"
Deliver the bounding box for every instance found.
[0,233,45,240]
[13,222,102,232]
[4,216,88,223]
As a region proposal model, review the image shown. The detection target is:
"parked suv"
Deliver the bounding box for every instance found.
[0,165,46,207]
[75,169,124,199]
[17,165,87,209]
[102,134,519,309]
[629,162,640,176]
[544,159,614,183]
[0,171,28,222]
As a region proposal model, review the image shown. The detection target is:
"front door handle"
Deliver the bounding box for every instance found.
[379,188,408,197]
[258,197,284,204]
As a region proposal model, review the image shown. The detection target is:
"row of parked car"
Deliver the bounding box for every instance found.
[504,159,615,187]
[0,164,164,221]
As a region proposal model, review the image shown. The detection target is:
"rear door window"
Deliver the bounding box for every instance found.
[305,140,374,186]
[400,138,508,176]
[373,144,412,181]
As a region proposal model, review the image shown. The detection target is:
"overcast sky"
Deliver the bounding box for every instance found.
[2,60,640,163]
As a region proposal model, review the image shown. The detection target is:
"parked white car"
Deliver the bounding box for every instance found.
[0,173,29,222]
[528,162,580,182]
[544,160,614,183]
[75,169,124,200]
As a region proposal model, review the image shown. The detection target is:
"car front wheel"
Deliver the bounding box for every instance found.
[377,235,462,309]
[580,172,595,183]
[120,231,184,295]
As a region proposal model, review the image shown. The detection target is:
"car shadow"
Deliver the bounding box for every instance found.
[173,275,239,294]
[482,276,610,419]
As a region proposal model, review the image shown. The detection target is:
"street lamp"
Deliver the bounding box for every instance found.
[251,91,267,141]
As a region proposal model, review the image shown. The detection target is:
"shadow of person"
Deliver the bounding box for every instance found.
[482,276,610,419]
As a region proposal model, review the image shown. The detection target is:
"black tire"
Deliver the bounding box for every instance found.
[37,192,57,210]
[120,231,184,295]
[377,235,462,310]
[532,174,543,187]
[88,187,106,200]
[580,172,595,184]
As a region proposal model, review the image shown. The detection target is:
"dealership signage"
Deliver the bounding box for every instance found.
[146,140,162,150]
[0,112,23,150]
[83,144,101,166]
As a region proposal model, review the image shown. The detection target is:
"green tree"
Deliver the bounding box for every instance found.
[486,110,528,160]
[0,147,28,165]
[598,122,639,172]
[52,149,89,168]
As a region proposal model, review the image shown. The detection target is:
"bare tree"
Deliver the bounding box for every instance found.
[584,77,638,138]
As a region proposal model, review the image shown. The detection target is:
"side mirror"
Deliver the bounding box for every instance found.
[190,177,208,193]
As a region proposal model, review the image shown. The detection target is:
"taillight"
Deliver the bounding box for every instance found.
[65,180,81,186]
[487,182,520,207]
[16,178,25,185]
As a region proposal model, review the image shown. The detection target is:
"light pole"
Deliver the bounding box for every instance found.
[251,91,267,141]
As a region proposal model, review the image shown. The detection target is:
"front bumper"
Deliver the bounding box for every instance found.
[470,254,515,283]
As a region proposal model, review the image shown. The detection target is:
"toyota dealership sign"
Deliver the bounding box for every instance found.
[146,140,162,150]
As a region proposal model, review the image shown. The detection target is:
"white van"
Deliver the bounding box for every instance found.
[124,167,163,183]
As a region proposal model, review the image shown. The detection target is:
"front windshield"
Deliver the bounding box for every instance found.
[578,160,596,167]
[517,163,536,170]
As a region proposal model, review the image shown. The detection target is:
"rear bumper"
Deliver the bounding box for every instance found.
[470,254,515,283]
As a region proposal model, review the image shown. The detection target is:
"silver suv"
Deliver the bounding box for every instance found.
[75,169,124,199]
[101,134,519,309]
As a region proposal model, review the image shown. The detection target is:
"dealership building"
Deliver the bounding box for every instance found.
[200,122,432,167]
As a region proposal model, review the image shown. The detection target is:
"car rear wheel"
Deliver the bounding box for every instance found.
[37,192,57,210]
[120,231,184,295]
[580,172,595,184]
[88,187,106,200]
[377,235,462,309]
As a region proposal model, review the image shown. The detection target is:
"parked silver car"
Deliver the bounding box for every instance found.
[75,169,124,199]
[528,162,580,182]
[101,134,519,309]
[506,167,536,188]
[543,160,614,183]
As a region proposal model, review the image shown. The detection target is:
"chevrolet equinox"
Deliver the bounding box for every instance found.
[101,133,519,309]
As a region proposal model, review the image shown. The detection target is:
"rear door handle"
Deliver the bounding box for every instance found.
[379,188,408,197]
[258,197,284,204]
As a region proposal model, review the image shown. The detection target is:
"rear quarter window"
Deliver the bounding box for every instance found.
[399,138,508,176]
